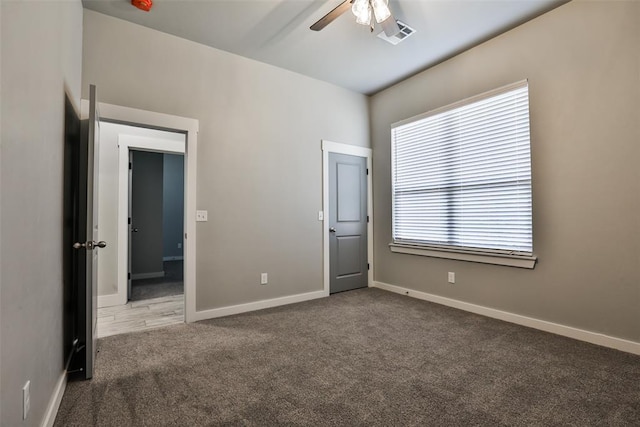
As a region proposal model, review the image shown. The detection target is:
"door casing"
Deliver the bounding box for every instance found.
[83,101,199,322]
[321,140,373,295]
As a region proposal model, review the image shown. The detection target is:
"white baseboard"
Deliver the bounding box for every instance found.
[41,371,66,427]
[372,281,640,356]
[131,271,164,280]
[98,292,126,308]
[163,256,183,261]
[192,290,326,322]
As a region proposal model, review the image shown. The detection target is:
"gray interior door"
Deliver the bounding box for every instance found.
[130,151,165,280]
[329,152,368,294]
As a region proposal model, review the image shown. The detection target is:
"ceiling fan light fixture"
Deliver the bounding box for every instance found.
[352,0,372,26]
[371,0,391,24]
[310,0,397,34]
[380,15,401,37]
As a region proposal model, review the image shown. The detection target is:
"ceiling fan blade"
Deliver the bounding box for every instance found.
[310,0,353,31]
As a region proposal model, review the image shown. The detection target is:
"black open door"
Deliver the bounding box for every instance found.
[68,85,105,380]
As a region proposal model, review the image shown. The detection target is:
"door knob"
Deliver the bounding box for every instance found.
[73,241,107,250]
[329,227,336,233]
[132,228,139,233]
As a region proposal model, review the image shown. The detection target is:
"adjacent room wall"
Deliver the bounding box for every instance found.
[0,0,83,425]
[82,10,370,311]
[163,153,184,260]
[370,0,640,342]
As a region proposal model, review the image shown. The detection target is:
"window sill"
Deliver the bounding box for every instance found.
[389,243,537,269]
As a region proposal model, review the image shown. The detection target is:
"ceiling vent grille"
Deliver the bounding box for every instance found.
[377,20,416,45]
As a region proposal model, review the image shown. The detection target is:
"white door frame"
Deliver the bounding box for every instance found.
[321,140,373,295]
[99,102,199,323]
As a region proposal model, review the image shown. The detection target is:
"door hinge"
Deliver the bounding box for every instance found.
[367,215,369,223]
[128,217,131,225]
[127,272,131,280]
[129,162,132,170]
[366,168,369,175]
[367,263,370,270]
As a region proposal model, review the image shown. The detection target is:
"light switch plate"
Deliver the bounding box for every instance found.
[196,210,208,222]
[318,211,324,221]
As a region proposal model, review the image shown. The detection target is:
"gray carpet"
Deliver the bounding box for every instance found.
[55,288,640,426]
[131,260,183,301]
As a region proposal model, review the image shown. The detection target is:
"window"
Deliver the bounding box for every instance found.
[390,81,535,267]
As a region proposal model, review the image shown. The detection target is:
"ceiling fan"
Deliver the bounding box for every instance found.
[310,0,401,37]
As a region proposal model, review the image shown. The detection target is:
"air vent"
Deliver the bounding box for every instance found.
[377,20,416,45]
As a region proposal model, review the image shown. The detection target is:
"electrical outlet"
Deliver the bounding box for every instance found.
[23,380,30,420]
[260,273,268,285]
[448,272,455,284]
[196,210,208,222]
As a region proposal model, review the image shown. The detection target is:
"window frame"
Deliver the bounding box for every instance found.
[389,80,537,269]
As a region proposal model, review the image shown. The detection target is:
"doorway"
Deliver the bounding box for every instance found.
[87,102,198,336]
[96,127,187,337]
[129,150,185,302]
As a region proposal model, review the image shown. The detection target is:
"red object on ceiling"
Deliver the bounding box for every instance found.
[131,0,153,12]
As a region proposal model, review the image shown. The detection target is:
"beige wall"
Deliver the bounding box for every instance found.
[82,10,370,311]
[1,0,83,425]
[370,0,640,342]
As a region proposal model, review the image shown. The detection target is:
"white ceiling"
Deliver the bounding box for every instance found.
[82,0,567,95]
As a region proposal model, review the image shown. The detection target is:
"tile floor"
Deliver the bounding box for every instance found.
[97,294,184,338]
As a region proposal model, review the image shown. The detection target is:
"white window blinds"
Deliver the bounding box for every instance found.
[391,81,533,255]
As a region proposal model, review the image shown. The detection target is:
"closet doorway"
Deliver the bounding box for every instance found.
[129,150,185,303]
